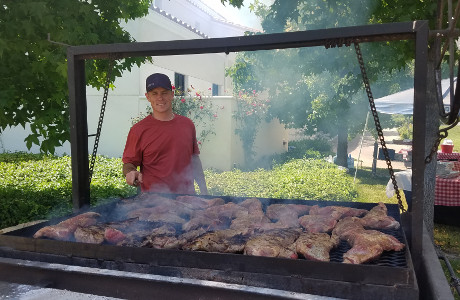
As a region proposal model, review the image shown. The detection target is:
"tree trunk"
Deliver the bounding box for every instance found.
[423,48,439,238]
[336,117,349,168]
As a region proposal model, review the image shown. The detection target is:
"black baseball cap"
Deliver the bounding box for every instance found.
[145,73,172,92]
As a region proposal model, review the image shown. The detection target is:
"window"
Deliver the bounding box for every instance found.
[174,73,185,96]
[212,84,219,96]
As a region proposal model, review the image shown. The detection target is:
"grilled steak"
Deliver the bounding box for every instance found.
[309,205,368,219]
[298,214,338,233]
[183,229,250,253]
[296,232,340,262]
[244,228,301,259]
[175,195,225,209]
[359,202,400,230]
[266,204,311,220]
[333,217,405,264]
[33,212,101,240]
[142,228,207,249]
[74,225,106,244]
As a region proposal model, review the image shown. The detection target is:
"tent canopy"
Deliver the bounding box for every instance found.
[374,78,456,115]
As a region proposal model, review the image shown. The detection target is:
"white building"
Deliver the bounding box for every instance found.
[1,0,287,171]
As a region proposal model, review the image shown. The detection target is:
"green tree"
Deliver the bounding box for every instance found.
[0,0,152,153]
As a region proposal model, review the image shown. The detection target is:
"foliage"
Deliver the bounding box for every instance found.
[0,152,135,229]
[392,115,413,140]
[0,0,152,154]
[131,85,221,148]
[206,158,358,201]
[269,135,334,166]
[232,89,270,168]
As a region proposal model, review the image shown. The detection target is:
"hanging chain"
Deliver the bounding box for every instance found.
[89,59,115,184]
[354,42,406,212]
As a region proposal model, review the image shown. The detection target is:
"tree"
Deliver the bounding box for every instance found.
[0,0,152,153]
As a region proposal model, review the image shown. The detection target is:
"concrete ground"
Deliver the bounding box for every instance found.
[344,128,410,171]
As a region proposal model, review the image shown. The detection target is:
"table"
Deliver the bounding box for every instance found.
[437,152,460,161]
[435,162,460,206]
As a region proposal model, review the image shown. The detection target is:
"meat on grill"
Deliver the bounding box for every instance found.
[142,228,206,249]
[175,195,225,209]
[33,212,101,240]
[266,204,311,220]
[183,229,249,253]
[298,214,338,233]
[295,232,340,262]
[74,225,106,244]
[333,217,405,264]
[183,202,247,231]
[359,202,400,230]
[244,228,301,259]
[309,205,368,219]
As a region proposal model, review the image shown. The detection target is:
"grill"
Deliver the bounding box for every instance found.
[0,196,417,299]
[0,20,443,299]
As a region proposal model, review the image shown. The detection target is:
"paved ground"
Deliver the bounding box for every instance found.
[343,128,410,171]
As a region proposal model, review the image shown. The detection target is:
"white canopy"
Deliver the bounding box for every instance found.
[373,78,456,115]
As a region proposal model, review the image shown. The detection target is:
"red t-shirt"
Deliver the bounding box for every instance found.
[122,114,200,194]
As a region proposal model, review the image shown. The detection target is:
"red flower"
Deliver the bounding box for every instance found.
[181,98,185,103]
[198,141,202,145]
[213,114,218,118]
[172,85,176,90]
[196,92,200,97]
[200,106,204,109]
[208,87,212,90]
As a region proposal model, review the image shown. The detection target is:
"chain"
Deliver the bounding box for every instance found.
[89,59,115,184]
[425,117,459,163]
[354,42,406,212]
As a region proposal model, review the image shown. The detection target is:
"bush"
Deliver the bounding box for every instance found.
[206,158,357,201]
[0,152,136,229]
[269,136,334,167]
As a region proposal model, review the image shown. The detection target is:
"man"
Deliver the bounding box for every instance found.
[122,73,208,195]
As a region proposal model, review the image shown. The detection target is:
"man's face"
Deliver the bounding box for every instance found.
[145,87,174,115]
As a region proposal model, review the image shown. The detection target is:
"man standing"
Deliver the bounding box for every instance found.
[122,73,208,195]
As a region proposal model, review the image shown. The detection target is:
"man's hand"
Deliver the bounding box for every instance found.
[125,170,143,186]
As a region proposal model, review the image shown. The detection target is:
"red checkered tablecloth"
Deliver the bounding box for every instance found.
[435,175,460,206]
[437,152,460,161]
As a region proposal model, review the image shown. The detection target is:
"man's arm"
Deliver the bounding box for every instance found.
[191,155,208,195]
[123,163,142,186]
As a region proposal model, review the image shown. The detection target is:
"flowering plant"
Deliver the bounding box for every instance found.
[131,85,220,148]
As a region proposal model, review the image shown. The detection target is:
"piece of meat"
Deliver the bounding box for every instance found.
[266,204,311,220]
[74,225,106,244]
[175,195,225,209]
[104,227,127,244]
[298,214,338,233]
[143,228,207,249]
[244,228,301,259]
[295,232,340,262]
[333,217,405,264]
[237,198,263,213]
[342,230,405,264]
[182,214,230,232]
[183,229,249,253]
[309,205,367,219]
[141,211,187,224]
[191,202,248,219]
[359,202,400,230]
[33,212,101,240]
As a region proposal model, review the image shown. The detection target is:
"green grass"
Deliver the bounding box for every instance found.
[441,124,460,152]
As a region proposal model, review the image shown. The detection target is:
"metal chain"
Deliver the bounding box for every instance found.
[89,59,115,184]
[354,42,406,212]
[425,117,460,163]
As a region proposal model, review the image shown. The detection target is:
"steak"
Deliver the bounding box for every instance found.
[298,214,338,233]
[74,225,106,244]
[333,217,405,264]
[309,205,368,219]
[183,229,249,253]
[296,232,340,262]
[359,202,400,230]
[244,228,301,259]
[175,195,225,209]
[266,204,311,220]
[33,212,101,240]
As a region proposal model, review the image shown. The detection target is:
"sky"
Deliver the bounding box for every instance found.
[201,0,273,30]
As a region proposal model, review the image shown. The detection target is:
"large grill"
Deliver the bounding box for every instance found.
[0,196,417,299]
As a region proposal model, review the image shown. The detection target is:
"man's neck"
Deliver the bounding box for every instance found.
[152,112,175,121]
